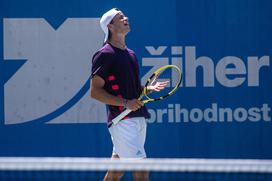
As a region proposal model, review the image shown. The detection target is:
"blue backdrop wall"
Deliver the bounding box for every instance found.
[0,0,271,159]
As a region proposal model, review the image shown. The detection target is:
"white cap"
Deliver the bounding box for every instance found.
[100,8,121,43]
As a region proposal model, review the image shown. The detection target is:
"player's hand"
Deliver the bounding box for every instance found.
[147,80,169,92]
[126,99,143,111]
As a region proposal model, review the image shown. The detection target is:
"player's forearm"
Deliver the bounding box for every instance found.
[90,87,125,107]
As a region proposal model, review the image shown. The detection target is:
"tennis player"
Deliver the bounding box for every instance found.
[90,8,168,181]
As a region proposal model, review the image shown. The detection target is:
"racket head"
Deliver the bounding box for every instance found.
[143,65,182,103]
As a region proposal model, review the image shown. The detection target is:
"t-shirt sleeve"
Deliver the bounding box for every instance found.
[91,52,111,81]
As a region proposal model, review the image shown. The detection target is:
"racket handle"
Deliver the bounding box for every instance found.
[112,109,132,125]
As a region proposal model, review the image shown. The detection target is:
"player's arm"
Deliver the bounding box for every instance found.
[90,75,142,111]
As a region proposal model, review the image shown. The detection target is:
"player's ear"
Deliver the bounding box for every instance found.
[107,23,113,30]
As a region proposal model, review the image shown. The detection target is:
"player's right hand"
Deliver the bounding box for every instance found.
[126,99,143,111]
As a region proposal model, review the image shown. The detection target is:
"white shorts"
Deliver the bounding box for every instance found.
[108,117,147,159]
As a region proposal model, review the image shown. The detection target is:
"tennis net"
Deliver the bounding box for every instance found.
[0,157,272,180]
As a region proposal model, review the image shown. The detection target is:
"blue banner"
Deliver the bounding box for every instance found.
[0,0,271,158]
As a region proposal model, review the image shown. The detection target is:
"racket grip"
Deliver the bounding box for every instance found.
[112,109,132,125]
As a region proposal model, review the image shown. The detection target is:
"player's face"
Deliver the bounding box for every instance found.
[109,12,130,35]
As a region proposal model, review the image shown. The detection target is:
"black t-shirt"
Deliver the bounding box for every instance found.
[91,43,150,126]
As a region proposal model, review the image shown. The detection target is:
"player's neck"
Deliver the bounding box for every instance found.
[109,36,126,50]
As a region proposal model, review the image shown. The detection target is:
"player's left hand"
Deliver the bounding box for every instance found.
[147,80,169,92]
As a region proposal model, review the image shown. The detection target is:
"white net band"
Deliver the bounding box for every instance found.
[0,157,272,173]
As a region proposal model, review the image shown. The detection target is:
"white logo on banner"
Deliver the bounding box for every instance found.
[3,18,107,124]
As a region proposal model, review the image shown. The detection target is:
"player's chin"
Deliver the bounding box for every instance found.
[125,25,131,32]
[126,27,131,33]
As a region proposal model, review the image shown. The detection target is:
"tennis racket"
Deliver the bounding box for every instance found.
[112,64,182,125]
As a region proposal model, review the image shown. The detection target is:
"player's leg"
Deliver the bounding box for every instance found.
[103,154,124,181]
